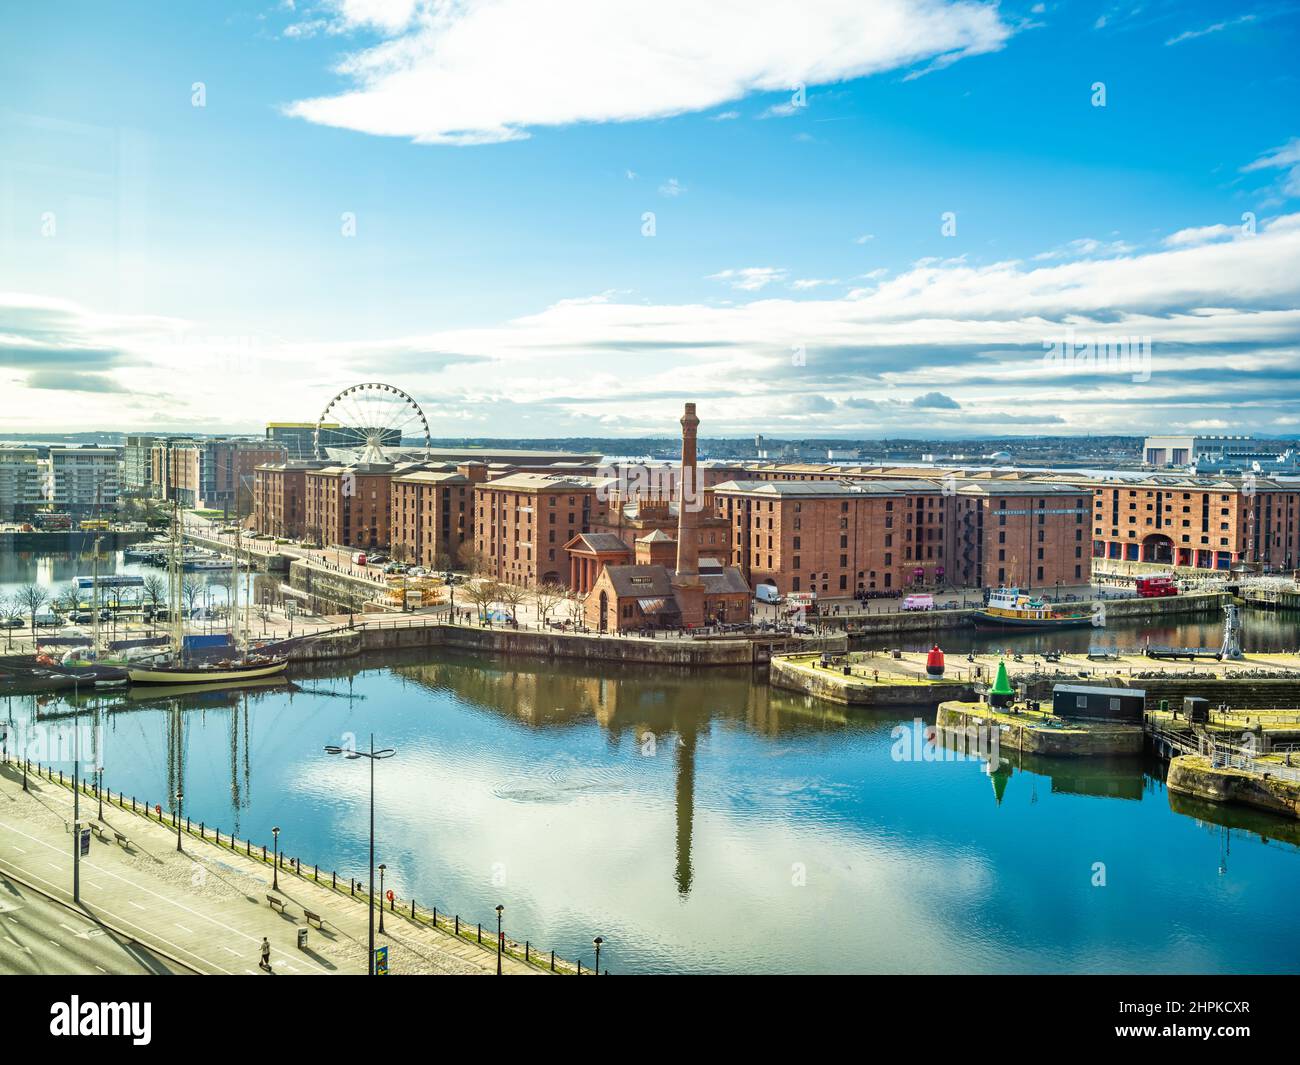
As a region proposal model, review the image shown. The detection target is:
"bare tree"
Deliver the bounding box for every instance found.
[495,582,527,624]
[16,584,48,640]
[182,579,202,617]
[464,580,500,624]
[0,594,15,649]
[143,574,167,612]
[534,580,566,626]
[564,586,587,627]
[434,551,453,576]
[457,541,489,576]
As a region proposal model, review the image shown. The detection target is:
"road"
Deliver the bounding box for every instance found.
[0,872,183,975]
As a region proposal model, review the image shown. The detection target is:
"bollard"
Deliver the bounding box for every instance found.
[410,899,415,919]
[551,950,555,972]
[132,796,136,811]
[59,771,63,785]
[246,840,251,856]
[332,871,336,890]
[477,923,481,944]
[350,879,355,897]
[455,915,459,935]
[525,941,530,963]
[262,844,267,861]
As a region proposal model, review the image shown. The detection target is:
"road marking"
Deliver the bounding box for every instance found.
[174,922,194,934]
[127,900,146,910]
[95,965,105,973]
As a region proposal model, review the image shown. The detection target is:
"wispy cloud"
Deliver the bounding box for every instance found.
[707,267,787,291]
[1243,137,1300,199]
[1166,14,1257,46]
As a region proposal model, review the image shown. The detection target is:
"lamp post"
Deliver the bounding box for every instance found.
[272,826,280,891]
[593,936,603,975]
[495,904,504,975]
[377,864,386,934]
[175,789,183,852]
[325,734,396,976]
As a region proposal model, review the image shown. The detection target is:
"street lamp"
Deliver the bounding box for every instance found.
[175,789,183,852]
[324,734,396,976]
[593,935,603,975]
[378,864,387,934]
[495,904,504,975]
[272,825,280,890]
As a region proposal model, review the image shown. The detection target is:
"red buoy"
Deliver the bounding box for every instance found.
[925,644,945,678]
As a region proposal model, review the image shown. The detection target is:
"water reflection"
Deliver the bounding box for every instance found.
[5,647,1299,973]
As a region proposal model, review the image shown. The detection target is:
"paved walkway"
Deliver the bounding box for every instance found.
[0,763,538,975]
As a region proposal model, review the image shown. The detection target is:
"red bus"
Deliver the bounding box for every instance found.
[1135,576,1178,598]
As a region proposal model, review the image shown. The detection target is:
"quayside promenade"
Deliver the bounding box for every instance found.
[0,758,572,975]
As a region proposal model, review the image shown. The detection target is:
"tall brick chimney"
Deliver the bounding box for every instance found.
[672,403,704,626]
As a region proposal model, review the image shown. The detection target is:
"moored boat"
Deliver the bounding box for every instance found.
[972,588,1094,629]
[127,656,287,685]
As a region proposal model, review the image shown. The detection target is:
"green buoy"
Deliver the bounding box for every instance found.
[990,659,1014,708]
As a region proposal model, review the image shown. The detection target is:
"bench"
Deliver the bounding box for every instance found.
[113,831,130,849]
[266,894,287,914]
[303,909,324,929]
[90,823,108,840]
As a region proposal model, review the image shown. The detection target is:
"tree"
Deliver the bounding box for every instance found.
[496,583,527,624]
[563,585,587,628]
[142,574,167,613]
[182,579,202,617]
[59,581,82,615]
[464,580,500,624]
[457,541,489,576]
[433,551,453,576]
[534,581,566,626]
[0,594,15,650]
[16,584,48,640]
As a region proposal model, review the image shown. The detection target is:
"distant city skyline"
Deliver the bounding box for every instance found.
[3,1,1299,437]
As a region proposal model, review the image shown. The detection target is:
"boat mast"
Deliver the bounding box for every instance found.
[169,502,184,663]
[232,521,241,655]
[90,534,101,656]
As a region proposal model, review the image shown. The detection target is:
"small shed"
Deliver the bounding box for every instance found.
[1052,684,1146,723]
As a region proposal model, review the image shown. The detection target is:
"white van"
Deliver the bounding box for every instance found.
[755,584,782,605]
[902,594,935,611]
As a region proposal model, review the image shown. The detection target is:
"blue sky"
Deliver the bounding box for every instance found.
[2,0,1299,438]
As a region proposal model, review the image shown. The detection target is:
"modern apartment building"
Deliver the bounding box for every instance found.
[0,446,45,520]
[47,447,120,513]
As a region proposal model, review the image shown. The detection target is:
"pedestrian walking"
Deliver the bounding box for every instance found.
[260,936,272,972]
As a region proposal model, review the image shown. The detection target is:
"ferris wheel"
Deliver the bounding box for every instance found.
[316,383,431,462]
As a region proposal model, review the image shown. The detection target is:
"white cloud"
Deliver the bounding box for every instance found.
[1033,236,1135,261]
[1163,222,1238,247]
[284,0,1015,145]
[658,177,685,197]
[853,233,876,244]
[711,110,741,121]
[1166,15,1257,46]
[1244,137,1300,199]
[707,267,787,291]
[8,211,1300,436]
[790,278,840,290]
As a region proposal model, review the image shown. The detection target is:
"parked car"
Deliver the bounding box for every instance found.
[369,553,389,564]
[0,616,24,629]
[351,552,368,566]
[34,612,63,628]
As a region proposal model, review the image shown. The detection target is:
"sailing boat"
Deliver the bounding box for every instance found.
[47,536,131,686]
[127,505,288,685]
